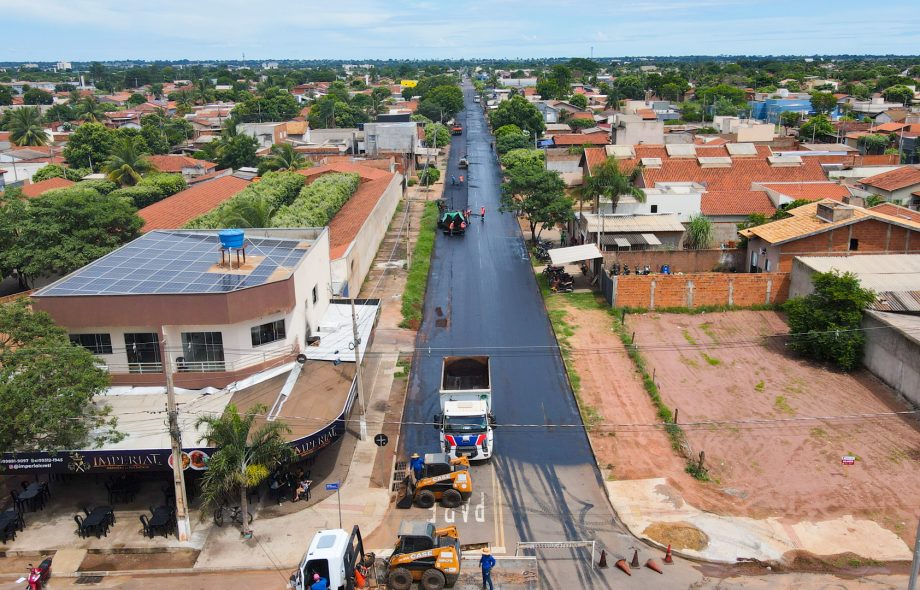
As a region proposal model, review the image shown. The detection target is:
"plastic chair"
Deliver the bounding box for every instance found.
[139,514,151,538]
[74,514,86,538]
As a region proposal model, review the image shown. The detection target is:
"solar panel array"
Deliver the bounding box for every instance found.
[39,231,309,296]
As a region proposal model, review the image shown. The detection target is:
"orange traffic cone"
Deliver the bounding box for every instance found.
[615,559,632,576]
[664,544,673,564]
[646,559,663,574]
[630,549,639,568]
[597,550,608,569]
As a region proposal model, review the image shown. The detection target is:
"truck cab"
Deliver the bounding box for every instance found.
[434,356,493,461]
[293,526,367,590]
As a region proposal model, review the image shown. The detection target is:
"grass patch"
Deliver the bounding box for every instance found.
[774,395,795,414]
[399,201,438,329]
[754,380,765,392]
[685,461,710,481]
[394,356,411,380]
[810,426,828,440]
[699,322,718,342]
[680,355,699,368]
[682,329,697,345]
[701,353,721,366]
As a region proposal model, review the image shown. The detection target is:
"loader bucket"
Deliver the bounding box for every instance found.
[395,476,414,509]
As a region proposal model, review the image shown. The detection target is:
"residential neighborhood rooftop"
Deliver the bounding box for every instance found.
[859,166,920,192]
[139,175,251,231]
[146,154,218,173]
[33,230,315,297]
[20,176,74,198]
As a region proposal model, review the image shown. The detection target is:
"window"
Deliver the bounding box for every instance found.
[124,333,162,373]
[849,238,859,251]
[251,320,286,347]
[650,204,658,213]
[180,332,225,372]
[69,333,113,355]
[764,259,771,272]
[312,285,318,305]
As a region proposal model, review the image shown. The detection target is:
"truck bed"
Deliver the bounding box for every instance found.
[441,356,490,391]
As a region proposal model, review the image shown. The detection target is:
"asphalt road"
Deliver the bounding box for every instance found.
[393,80,705,589]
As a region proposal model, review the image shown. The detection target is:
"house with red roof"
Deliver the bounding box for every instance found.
[20,177,74,198]
[146,155,218,180]
[139,175,252,232]
[858,166,920,208]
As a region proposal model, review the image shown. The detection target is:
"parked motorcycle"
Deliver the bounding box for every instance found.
[622,264,631,275]
[26,557,52,590]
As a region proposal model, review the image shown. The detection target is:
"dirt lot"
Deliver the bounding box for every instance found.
[551,298,920,546]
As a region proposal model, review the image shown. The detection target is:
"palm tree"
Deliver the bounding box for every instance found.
[581,157,645,213]
[219,195,276,228]
[195,404,293,536]
[8,107,48,146]
[76,96,107,123]
[264,143,307,171]
[684,214,714,250]
[103,136,153,186]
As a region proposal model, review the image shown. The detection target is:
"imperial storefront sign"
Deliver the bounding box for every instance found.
[0,383,357,474]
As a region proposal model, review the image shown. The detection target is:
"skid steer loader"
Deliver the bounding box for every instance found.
[396,453,472,509]
[384,520,461,590]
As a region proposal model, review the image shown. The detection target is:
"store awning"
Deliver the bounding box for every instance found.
[614,237,631,248]
[548,244,603,265]
[641,233,662,246]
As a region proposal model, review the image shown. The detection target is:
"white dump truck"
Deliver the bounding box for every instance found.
[433,356,494,461]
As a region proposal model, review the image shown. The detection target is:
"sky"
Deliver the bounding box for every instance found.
[1,0,919,62]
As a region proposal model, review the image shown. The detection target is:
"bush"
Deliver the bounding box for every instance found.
[32,164,90,183]
[110,185,166,209]
[418,167,440,186]
[271,173,360,227]
[139,173,187,197]
[496,133,529,154]
[495,124,523,138]
[407,178,417,187]
[76,179,117,195]
[783,271,876,371]
[185,171,306,229]
[501,148,544,171]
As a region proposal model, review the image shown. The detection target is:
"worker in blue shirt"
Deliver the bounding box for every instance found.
[479,547,496,590]
[310,573,327,590]
[410,453,425,479]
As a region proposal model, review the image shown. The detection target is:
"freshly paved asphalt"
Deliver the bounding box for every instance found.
[395,80,704,588]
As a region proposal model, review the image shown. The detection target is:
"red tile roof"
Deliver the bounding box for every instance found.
[636,108,657,120]
[21,177,74,198]
[571,112,594,120]
[551,132,609,146]
[139,176,251,231]
[147,155,217,174]
[582,147,607,174]
[701,190,776,216]
[875,122,908,133]
[859,166,920,192]
[640,155,828,192]
[758,182,850,202]
[298,162,390,183]
[328,175,395,259]
[870,203,920,223]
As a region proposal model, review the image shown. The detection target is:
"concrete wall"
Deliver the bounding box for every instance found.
[611,272,789,309]
[614,120,664,145]
[862,311,920,408]
[603,248,742,273]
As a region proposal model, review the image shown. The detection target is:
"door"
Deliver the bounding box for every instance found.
[124,333,162,373]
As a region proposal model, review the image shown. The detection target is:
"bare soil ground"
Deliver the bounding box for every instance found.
[554,301,920,547]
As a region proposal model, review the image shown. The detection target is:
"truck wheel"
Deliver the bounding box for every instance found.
[416,489,436,508]
[421,568,446,590]
[387,567,413,590]
[440,489,462,508]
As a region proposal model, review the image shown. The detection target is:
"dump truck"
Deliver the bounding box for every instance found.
[396,453,472,509]
[294,522,463,590]
[434,356,494,461]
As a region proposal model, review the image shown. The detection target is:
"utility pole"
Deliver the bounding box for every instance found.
[350,298,367,441]
[909,518,920,590]
[162,336,192,541]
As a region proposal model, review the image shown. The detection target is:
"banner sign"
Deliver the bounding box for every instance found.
[0,378,358,474]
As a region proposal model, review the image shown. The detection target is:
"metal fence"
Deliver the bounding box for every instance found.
[599,270,614,306]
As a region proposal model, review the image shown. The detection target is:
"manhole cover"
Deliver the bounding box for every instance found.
[76,575,105,584]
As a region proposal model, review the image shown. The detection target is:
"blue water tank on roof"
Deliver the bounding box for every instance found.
[218,229,244,249]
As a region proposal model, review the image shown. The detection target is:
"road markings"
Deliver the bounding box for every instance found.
[491,462,505,552]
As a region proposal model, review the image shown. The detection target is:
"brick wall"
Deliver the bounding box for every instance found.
[602,248,743,273]
[612,272,790,309]
[775,219,920,272]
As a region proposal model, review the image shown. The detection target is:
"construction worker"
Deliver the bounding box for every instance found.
[459,174,464,184]
[480,206,485,221]
[410,453,425,479]
[480,547,496,590]
[310,573,327,590]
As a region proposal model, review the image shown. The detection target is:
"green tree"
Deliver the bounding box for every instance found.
[883,85,914,107]
[75,96,107,123]
[8,106,48,146]
[697,83,747,106]
[500,162,570,241]
[0,187,142,285]
[779,110,802,129]
[32,164,90,183]
[783,271,876,371]
[496,132,529,154]
[196,404,293,535]
[418,167,440,187]
[218,134,260,170]
[103,135,153,186]
[127,92,147,107]
[490,95,545,136]
[799,114,835,143]
[736,213,769,248]
[580,157,644,213]
[858,134,890,155]
[261,143,308,172]
[0,86,13,106]
[369,86,392,115]
[63,122,113,171]
[23,88,53,105]
[422,85,464,120]
[232,87,300,122]
[424,122,450,148]
[307,96,366,129]
[568,93,588,109]
[494,124,523,138]
[500,148,544,171]
[679,101,703,122]
[218,194,277,228]
[536,78,564,101]
[683,214,714,249]
[0,300,120,452]
[809,91,838,115]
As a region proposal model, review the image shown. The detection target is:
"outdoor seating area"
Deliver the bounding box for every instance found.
[140,505,176,538]
[10,480,50,512]
[74,505,115,538]
[0,508,25,542]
